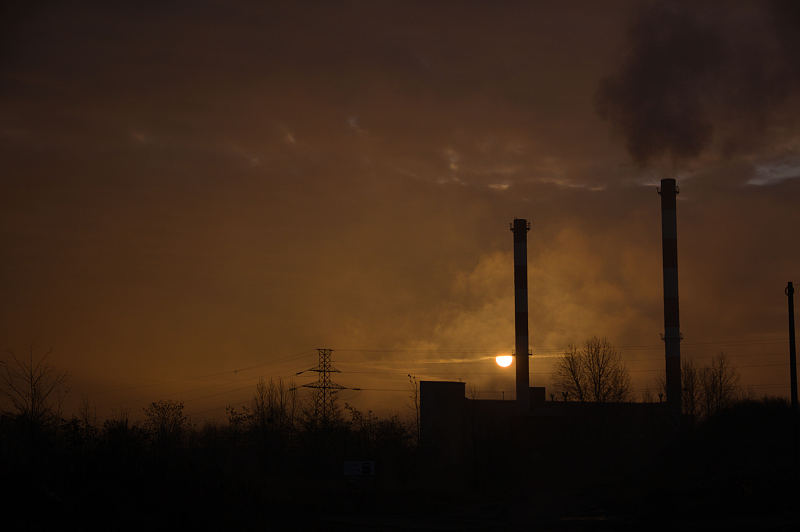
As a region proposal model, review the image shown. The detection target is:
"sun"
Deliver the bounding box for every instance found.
[495,355,513,368]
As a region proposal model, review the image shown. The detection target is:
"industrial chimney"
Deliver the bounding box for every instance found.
[511,218,531,413]
[659,179,682,416]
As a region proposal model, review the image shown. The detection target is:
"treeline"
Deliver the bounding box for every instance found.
[0,350,420,529]
[555,336,752,419]
[0,379,418,530]
[0,348,415,454]
[2,348,799,528]
[0,369,417,474]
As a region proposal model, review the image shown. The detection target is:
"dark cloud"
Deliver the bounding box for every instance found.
[597,0,800,166]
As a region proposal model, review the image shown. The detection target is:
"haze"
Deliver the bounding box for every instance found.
[2,0,799,420]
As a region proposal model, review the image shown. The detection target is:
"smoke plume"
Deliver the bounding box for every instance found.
[597,0,800,166]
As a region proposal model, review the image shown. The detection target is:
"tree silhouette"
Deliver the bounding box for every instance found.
[0,347,67,424]
[225,403,252,430]
[557,345,588,401]
[699,353,739,417]
[658,355,740,418]
[556,337,630,402]
[681,359,700,418]
[251,377,297,433]
[408,374,420,446]
[143,399,188,443]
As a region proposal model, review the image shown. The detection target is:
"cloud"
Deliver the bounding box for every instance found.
[748,156,800,186]
[535,176,606,192]
[347,115,367,135]
[444,147,460,172]
[597,0,800,167]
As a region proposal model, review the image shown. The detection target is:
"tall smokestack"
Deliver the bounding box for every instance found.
[659,179,682,416]
[511,218,531,413]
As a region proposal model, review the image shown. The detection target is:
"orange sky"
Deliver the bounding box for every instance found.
[1,1,799,421]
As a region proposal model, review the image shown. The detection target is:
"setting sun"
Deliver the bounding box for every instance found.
[495,355,513,368]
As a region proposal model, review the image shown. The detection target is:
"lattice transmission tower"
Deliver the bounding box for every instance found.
[300,348,346,425]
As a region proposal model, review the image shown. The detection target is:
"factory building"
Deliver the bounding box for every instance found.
[420,181,680,468]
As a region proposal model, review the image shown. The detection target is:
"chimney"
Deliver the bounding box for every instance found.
[659,179,682,416]
[511,218,531,412]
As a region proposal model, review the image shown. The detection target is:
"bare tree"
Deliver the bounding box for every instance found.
[251,378,270,430]
[225,403,252,430]
[655,360,700,416]
[658,355,739,418]
[79,395,95,427]
[103,408,133,437]
[251,377,297,432]
[408,374,420,446]
[641,387,655,403]
[556,337,630,403]
[0,347,68,424]
[344,402,377,441]
[78,394,98,436]
[681,359,700,418]
[557,344,589,401]
[143,400,188,442]
[699,353,739,417]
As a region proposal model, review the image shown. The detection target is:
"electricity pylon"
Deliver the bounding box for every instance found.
[299,348,346,425]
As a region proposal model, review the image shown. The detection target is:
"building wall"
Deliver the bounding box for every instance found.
[420,381,466,465]
[421,380,672,471]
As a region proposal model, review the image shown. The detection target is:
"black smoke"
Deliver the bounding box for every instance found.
[597,0,800,166]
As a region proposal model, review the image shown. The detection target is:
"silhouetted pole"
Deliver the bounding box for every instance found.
[788,282,799,478]
[511,218,531,413]
[787,282,798,410]
[659,179,682,418]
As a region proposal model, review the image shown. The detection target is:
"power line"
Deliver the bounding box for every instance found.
[96,348,315,397]
[105,338,796,415]
[87,337,795,404]
[355,388,409,392]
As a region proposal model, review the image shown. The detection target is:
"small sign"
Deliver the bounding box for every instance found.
[343,460,375,477]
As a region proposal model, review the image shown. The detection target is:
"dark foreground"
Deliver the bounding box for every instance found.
[2,399,798,531]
